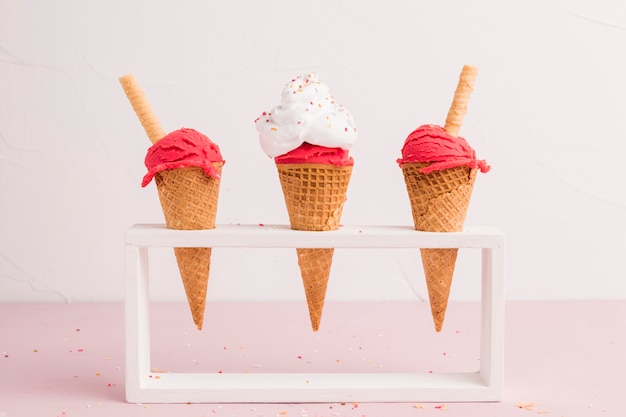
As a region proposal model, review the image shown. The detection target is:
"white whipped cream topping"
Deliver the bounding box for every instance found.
[256,72,357,157]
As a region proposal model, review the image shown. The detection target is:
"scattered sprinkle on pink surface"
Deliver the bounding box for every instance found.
[516,402,535,410]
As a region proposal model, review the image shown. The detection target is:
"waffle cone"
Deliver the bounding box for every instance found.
[276,163,352,331]
[401,162,477,331]
[155,164,222,330]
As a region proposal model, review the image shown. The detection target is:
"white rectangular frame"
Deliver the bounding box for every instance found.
[125,224,505,403]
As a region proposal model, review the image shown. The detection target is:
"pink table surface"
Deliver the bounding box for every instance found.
[0,300,624,417]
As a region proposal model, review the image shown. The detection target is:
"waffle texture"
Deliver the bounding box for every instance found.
[155,164,222,330]
[401,162,477,332]
[277,163,352,331]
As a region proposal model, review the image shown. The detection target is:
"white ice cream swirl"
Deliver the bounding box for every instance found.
[256,72,357,157]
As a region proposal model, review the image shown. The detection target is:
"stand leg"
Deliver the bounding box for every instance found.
[125,245,151,402]
[479,247,505,399]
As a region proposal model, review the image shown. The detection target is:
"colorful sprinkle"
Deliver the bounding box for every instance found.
[516,403,535,410]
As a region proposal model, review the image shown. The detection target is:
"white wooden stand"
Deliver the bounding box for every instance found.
[125,224,505,403]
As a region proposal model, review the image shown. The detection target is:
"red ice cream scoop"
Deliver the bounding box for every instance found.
[397,124,489,174]
[142,128,224,187]
[274,142,354,167]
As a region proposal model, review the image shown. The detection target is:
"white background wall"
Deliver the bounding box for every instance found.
[1,0,625,303]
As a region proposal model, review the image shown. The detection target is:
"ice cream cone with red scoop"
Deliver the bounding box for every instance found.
[397,65,490,332]
[120,74,224,330]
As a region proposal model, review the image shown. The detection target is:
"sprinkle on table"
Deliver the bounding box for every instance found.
[516,402,535,410]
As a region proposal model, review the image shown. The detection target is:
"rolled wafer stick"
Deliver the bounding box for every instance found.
[444,65,478,138]
[119,74,166,144]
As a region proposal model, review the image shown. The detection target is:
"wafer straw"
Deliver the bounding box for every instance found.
[119,74,166,144]
[444,65,478,138]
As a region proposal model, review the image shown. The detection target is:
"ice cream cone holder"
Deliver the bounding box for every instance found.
[125,223,504,403]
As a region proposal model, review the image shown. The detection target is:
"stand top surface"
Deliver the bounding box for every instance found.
[126,224,504,249]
